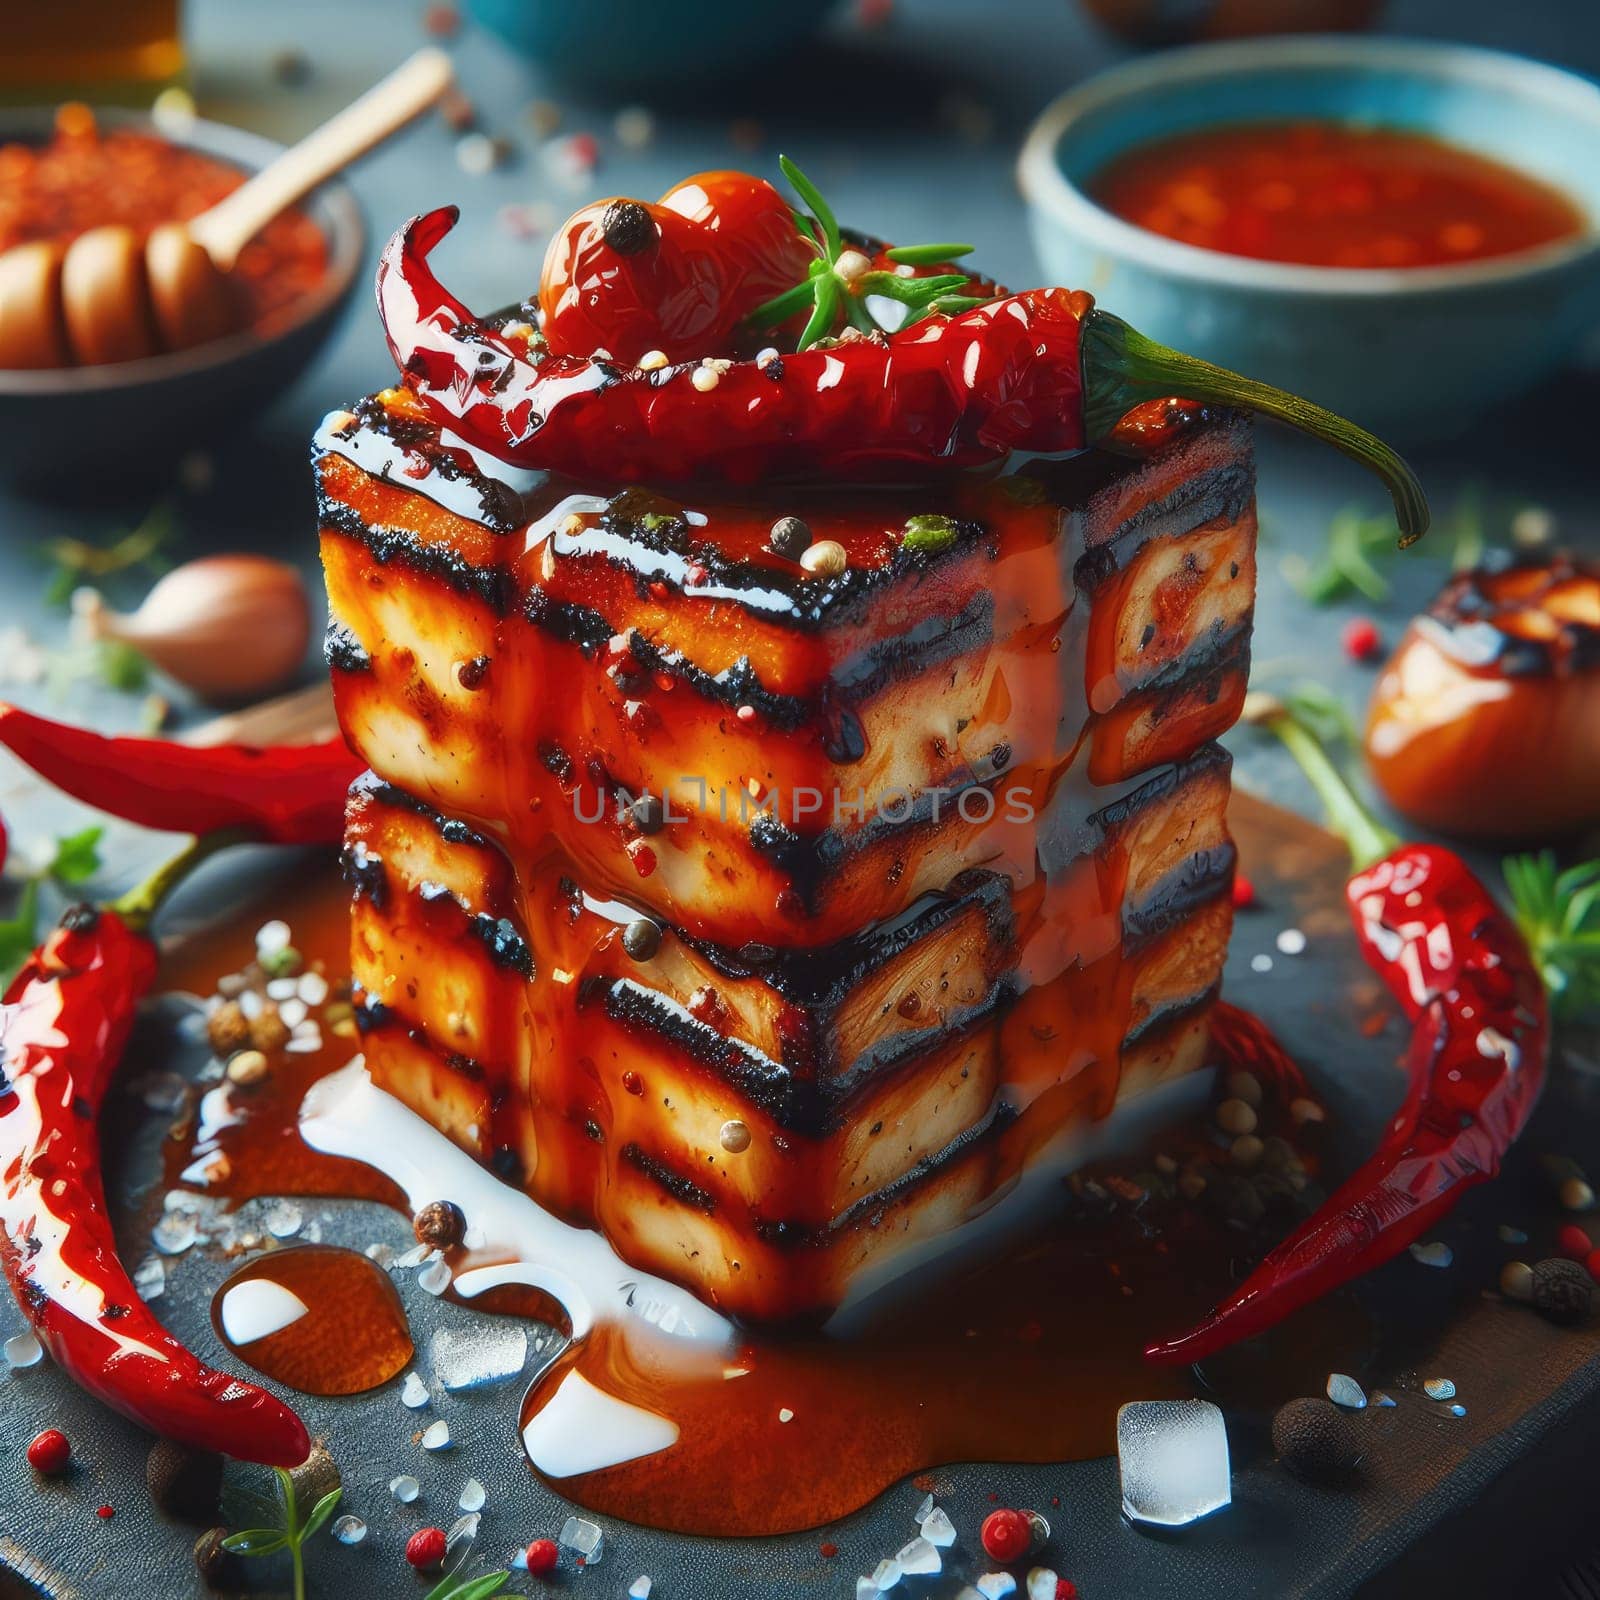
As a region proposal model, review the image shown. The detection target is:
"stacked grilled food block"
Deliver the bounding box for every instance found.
[316,387,1257,1323]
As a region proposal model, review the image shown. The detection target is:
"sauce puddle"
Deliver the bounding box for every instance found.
[151,862,1361,1537]
[213,1245,413,1396]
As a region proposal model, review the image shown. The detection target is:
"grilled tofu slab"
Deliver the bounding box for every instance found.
[320,391,1257,1321]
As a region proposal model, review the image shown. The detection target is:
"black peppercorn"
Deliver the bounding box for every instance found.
[631,792,666,835]
[601,199,657,257]
[622,918,662,962]
[194,1526,245,1590]
[147,1439,224,1522]
[1271,1397,1363,1484]
[1532,1256,1594,1324]
[413,1199,466,1250]
[768,515,812,560]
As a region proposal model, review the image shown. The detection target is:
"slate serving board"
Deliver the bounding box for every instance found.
[0,688,1596,1600]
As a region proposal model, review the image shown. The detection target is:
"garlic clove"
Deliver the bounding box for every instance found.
[84,554,312,703]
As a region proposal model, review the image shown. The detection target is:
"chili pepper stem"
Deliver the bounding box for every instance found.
[1080,310,1430,548]
[109,827,252,935]
[1243,692,1400,872]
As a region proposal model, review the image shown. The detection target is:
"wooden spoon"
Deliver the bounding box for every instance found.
[0,48,453,370]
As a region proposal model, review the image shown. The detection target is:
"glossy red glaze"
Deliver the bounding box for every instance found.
[0,910,310,1466]
[540,171,817,366]
[378,208,1091,484]
[1149,842,1549,1363]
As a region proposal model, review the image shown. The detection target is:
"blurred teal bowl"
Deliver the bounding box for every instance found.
[466,0,844,86]
[1018,38,1600,442]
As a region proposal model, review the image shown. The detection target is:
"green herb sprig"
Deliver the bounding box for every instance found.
[424,1569,512,1600]
[0,825,105,982]
[744,156,992,350]
[41,503,174,608]
[221,1467,341,1600]
[1504,852,1600,1020]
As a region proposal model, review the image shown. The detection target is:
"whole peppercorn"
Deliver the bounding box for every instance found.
[1272,1397,1363,1483]
[413,1200,466,1250]
[799,539,848,578]
[768,515,812,560]
[1532,1256,1595,1324]
[980,1507,1032,1563]
[26,1428,71,1476]
[193,1526,245,1591]
[247,1005,291,1054]
[1500,1259,1535,1302]
[631,792,666,835]
[601,199,658,257]
[146,1438,224,1522]
[525,1537,560,1575]
[206,1000,251,1056]
[622,918,662,961]
[1216,1097,1258,1136]
[406,1527,448,1570]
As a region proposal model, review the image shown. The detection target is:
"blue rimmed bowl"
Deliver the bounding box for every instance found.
[1018,37,1600,441]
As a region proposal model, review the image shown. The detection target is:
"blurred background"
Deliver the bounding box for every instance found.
[0,0,1596,808]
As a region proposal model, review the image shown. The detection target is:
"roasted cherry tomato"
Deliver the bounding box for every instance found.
[538,170,818,366]
[1365,553,1600,840]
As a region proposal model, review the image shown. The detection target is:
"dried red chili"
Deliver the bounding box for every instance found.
[0,834,310,1465]
[374,198,1429,546]
[0,702,359,845]
[1147,698,1549,1364]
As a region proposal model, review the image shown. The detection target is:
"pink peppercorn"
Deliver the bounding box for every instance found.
[1342,616,1381,662]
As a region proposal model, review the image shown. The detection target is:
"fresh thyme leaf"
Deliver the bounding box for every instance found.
[885,242,974,265]
[47,825,103,887]
[221,1529,290,1556]
[425,1573,512,1600]
[96,640,149,693]
[0,879,41,986]
[754,157,997,349]
[778,156,840,260]
[300,1487,342,1542]
[1506,850,1600,1018]
[40,504,175,607]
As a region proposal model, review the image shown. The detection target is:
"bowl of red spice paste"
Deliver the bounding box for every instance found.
[0,104,362,488]
[1019,37,1600,441]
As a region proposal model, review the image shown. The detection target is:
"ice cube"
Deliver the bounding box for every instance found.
[1326,1373,1366,1410]
[871,1556,903,1588]
[914,1492,935,1524]
[264,1200,303,1239]
[1026,1570,1060,1600]
[401,1371,430,1409]
[1423,1377,1456,1401]
[134,1254,166,1302]
[152,1213,197,1255]
[332,1514,367,1545]
[896,1536,941,1576]
[977,1576,1018,1600]
[421,1420,452,1451]
[559,1514,604,1566]
[856,1581,880,1600]
[4,1331,43,1369]
[446,1512,479,1552]
[920,1507,957,1548]
[458,1477,486,1512]
[390,1475,420,1503]
[1117,1398,1232,1528]
[417,1255,452,1296]
[430,1323,529,1391]
[1409,1241,1453,1269]
[628,1580,653,1599]
[392,1243,431,1270]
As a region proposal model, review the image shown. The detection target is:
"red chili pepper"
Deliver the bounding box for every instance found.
[0,702,358,845]
[374,204,1428,545]
[0,835,310,1466]
[1147,698,1549,1364]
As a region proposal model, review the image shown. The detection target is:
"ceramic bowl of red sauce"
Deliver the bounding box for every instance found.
[0,105,363,488]
[1019,37,1600,440]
